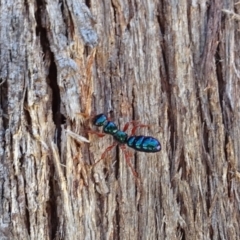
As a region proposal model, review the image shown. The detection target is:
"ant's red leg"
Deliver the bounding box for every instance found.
[131,124,149,135]
[120,145,142,189]
[119,145,138,178]
[93,142,118,166]
[122,121,140,132]
[87,130,106,137]
[122,121,149,134]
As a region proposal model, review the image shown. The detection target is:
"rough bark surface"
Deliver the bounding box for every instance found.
[0,0,240,240]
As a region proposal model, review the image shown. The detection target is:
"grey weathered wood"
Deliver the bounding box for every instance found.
[0,0,240,239]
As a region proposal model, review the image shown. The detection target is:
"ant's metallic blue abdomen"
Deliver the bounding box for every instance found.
[127,136,161,153]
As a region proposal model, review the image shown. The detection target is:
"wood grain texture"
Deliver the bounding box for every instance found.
[0,0,240,239]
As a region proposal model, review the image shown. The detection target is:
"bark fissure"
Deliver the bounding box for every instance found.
[48,176,58,239]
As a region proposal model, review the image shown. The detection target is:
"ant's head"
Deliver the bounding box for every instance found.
[93,114,108,126]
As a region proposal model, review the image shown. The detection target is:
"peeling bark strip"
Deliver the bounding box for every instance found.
[66,1,98,47]
[1,0,240,239]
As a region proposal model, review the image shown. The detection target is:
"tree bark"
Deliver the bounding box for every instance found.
[0,0,240,239]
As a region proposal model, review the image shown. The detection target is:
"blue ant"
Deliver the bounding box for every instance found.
[89,114,161,177]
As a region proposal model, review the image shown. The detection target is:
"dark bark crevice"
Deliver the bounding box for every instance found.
[215,42,224,114]
[115,194,120,240]
[24,189,31,236]
[48,173,59,239]
[35,0,65,147]
[156,1,165,36]
[34,1,61,239]
[85,0,91,8]
[35,0,48,55]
